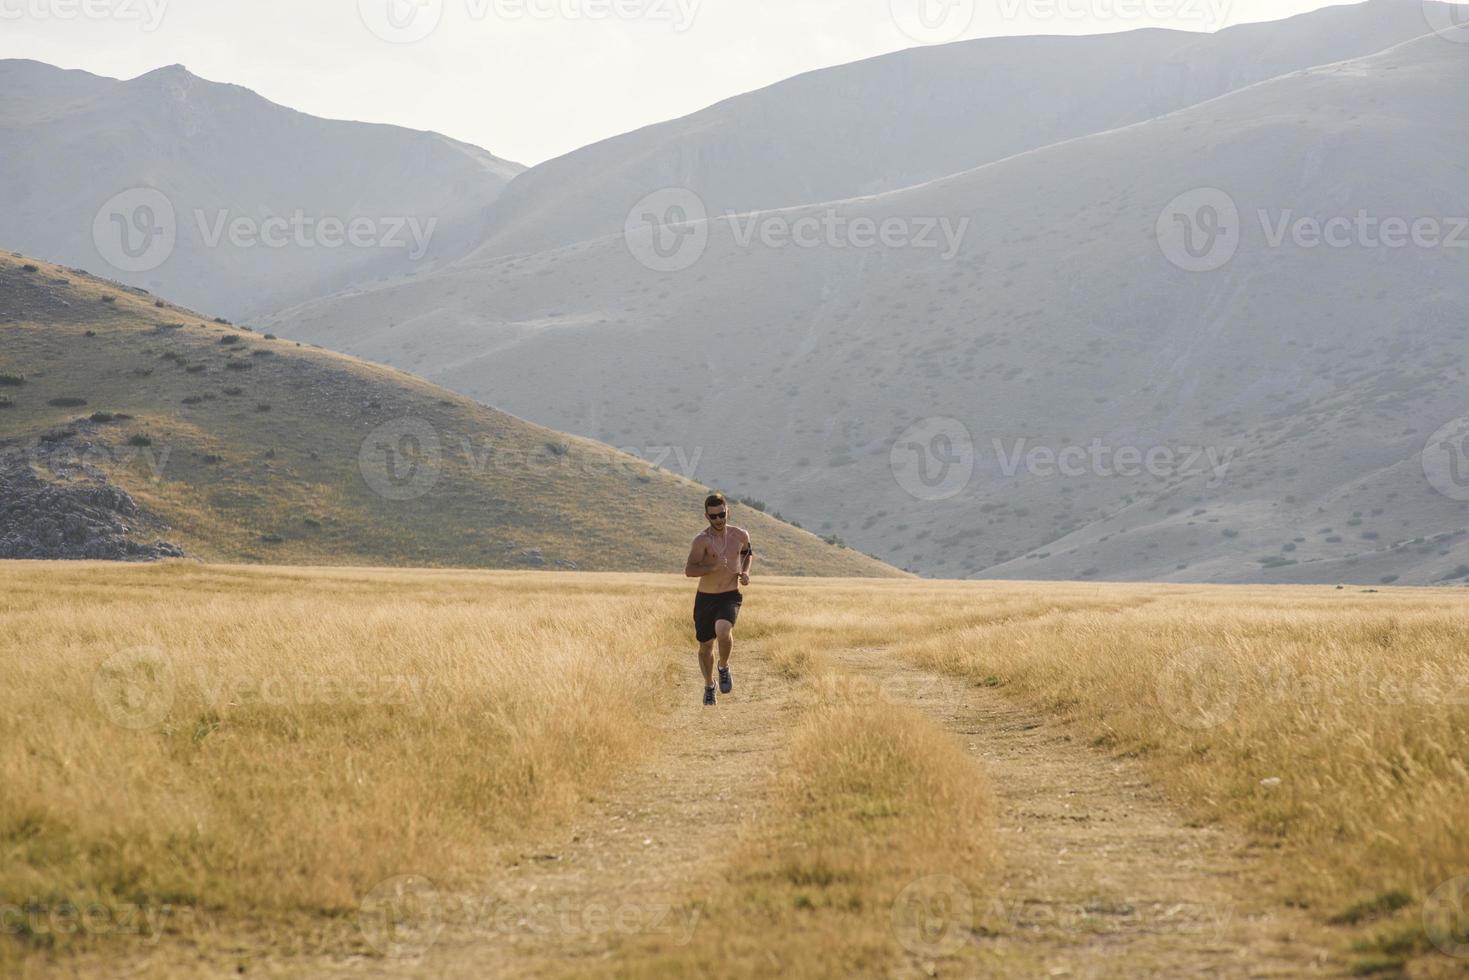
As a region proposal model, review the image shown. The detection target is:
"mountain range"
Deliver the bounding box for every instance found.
[3,0,1467,582]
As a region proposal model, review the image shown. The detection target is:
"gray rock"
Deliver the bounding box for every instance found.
[0,440,186,561]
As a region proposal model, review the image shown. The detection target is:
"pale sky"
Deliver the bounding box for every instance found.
[1,0,1369,165]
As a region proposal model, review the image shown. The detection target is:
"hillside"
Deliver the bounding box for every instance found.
[470,0,1453,258]
[0,61,523,320]
[0,253,901,576]
[268,33,1469,585]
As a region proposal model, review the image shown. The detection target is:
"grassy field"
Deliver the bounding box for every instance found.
[887,580,1469,971]
[3,563,1468,976]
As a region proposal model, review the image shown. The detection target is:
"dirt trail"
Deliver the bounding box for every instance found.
[351,650,807,979]
[829,646,1343,979]
[76,642,1343,979]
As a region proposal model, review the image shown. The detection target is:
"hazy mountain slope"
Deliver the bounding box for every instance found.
[0,253,900,576]
[475,0,1452,258]
[272,34,1469,585]
[0,61,523,320]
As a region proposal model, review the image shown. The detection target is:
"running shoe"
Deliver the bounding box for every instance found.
[718,666,732,695]
[703,685,716,706]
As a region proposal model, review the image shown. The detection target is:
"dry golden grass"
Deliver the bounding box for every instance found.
[884,580,1469,970]
[0,562,695,967]
[601,652,996,979]
[5,566,1469,976]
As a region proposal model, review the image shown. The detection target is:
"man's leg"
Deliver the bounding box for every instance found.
[698,639,716,687]
[715,620,734,669]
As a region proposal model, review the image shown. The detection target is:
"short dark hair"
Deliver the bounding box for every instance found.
[704,493,727,513]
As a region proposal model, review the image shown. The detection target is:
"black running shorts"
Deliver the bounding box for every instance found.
[693,589,742,642]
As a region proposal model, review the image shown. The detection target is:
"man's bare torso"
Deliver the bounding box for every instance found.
[692,524,749,594]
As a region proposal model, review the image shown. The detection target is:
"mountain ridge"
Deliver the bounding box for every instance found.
[272,31,1469,584]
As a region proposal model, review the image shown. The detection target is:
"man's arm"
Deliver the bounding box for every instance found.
[685,537,718,578]
[738,535,754,583]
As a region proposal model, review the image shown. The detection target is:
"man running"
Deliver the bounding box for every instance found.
[684,493,753,706]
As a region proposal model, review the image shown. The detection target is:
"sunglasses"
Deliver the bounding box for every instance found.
[707,512,727,520]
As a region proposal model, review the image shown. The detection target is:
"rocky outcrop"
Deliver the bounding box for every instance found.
[0,441,185,561]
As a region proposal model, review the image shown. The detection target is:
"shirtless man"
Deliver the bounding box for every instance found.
[684,493,753,706]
